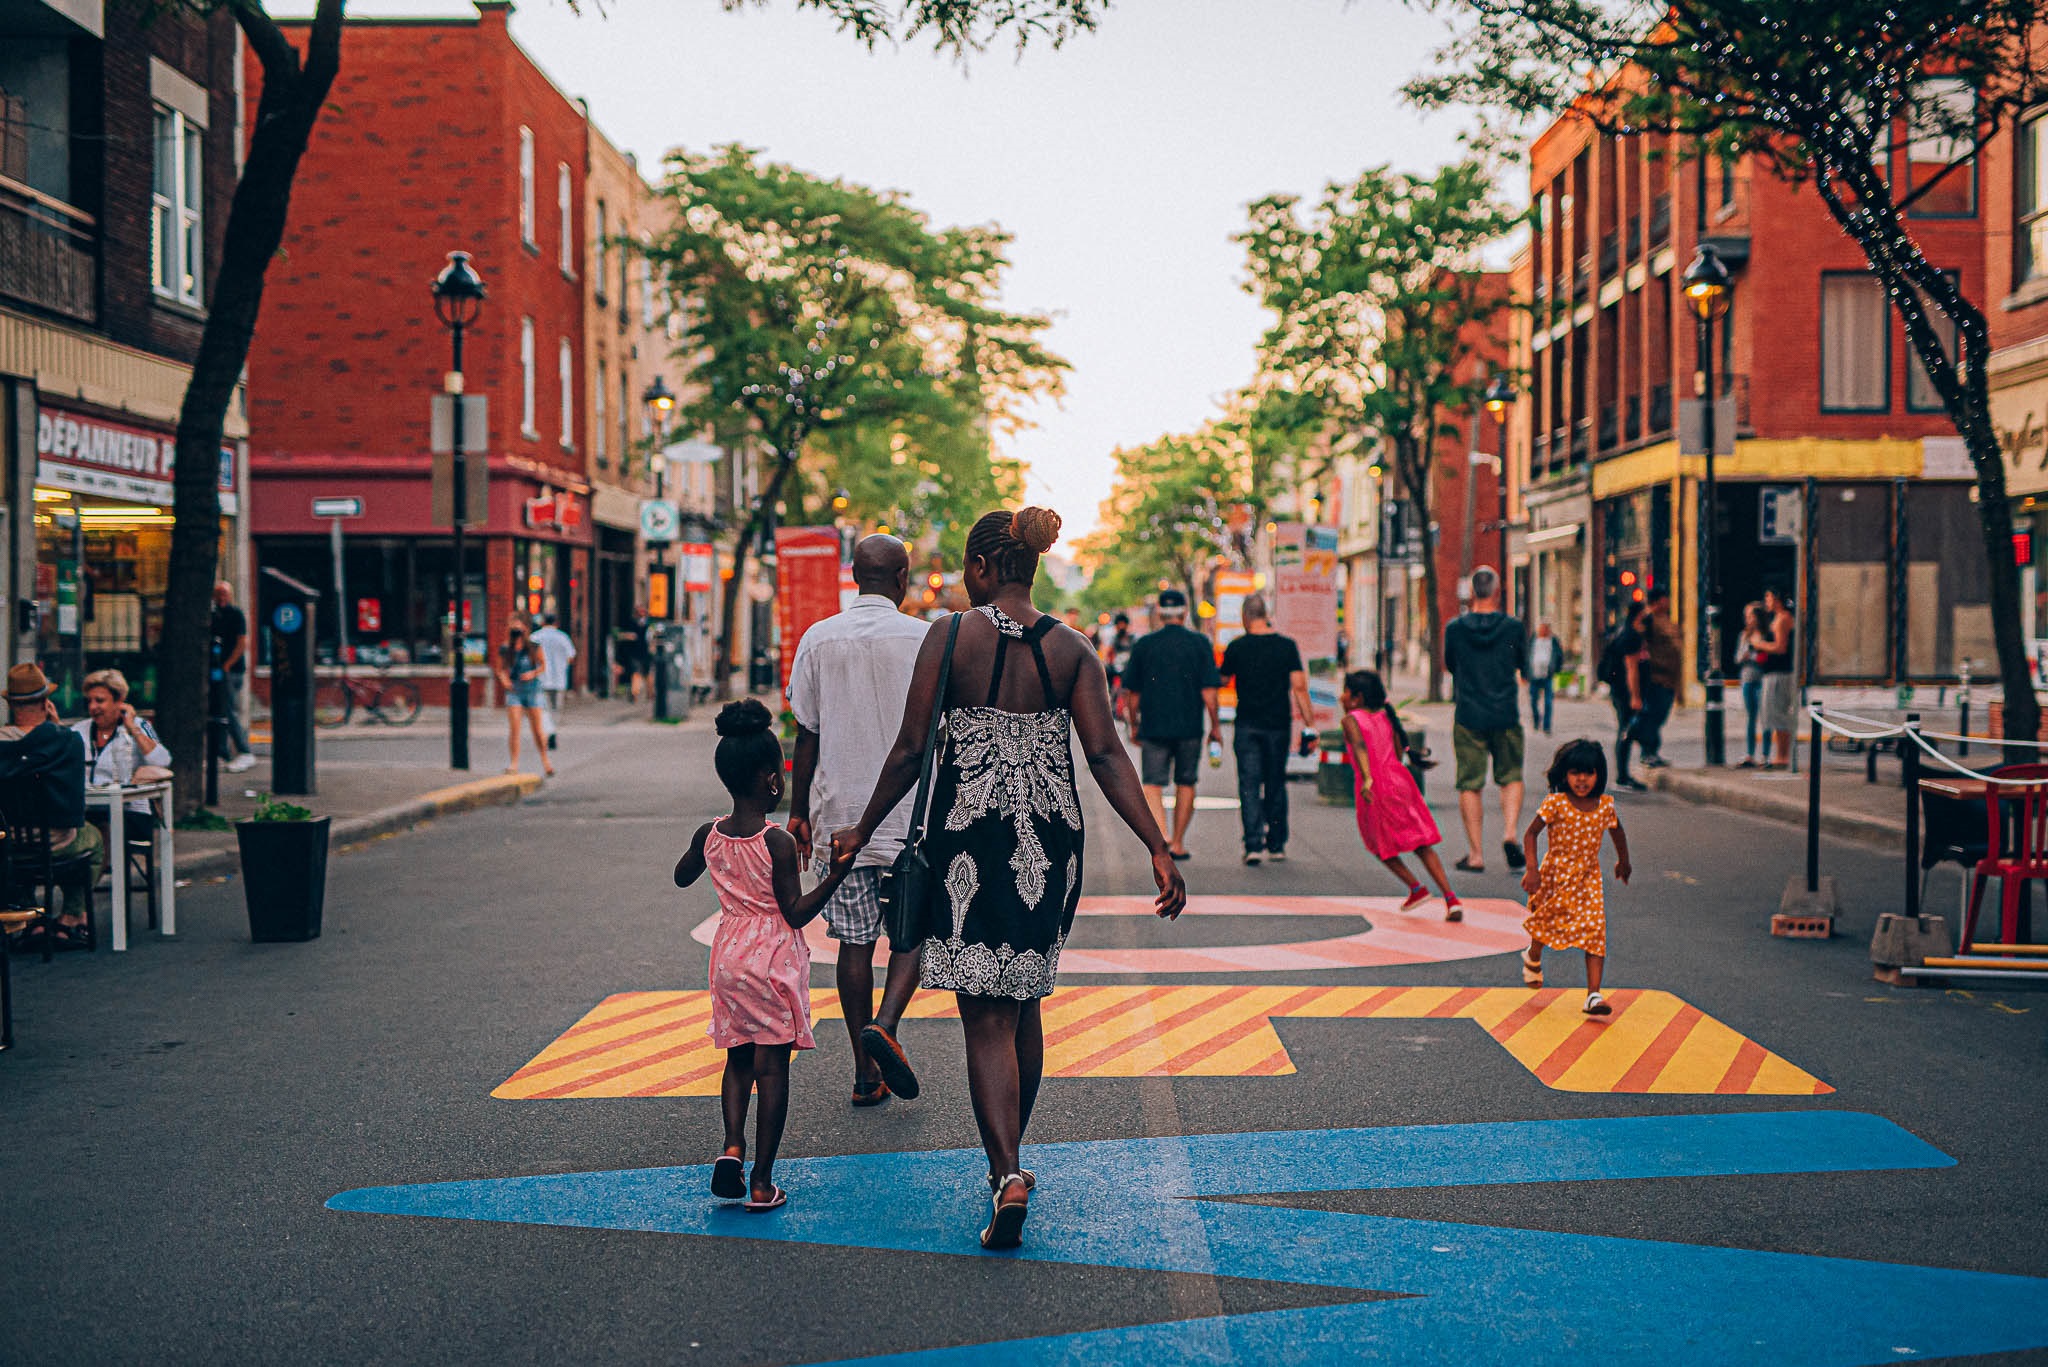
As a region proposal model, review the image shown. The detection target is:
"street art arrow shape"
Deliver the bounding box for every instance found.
[328,1110,2048,1364]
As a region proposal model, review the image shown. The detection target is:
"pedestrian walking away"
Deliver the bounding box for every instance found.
[1442,565,1528,873]
[1734,602,1767,767]
[833,506,1185,1251]
[1598,603,1651,791]
[1749,587,1798,769]
[1340,670,1461,919]
[1632,587,1682,768]
[787,534,932,1106]
[1519,739,1633,1016]
[1122,587,1221,860]
[495,620,553,778]
[530,613,577,751]
[675,700,856,1213]
[211,582,256,772]
[1526,621,1560,735]
[1218,592,1312,865]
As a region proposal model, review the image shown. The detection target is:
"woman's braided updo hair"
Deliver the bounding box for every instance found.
[965,506,1062,584]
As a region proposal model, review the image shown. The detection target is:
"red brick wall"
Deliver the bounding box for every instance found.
[245,9,587,477]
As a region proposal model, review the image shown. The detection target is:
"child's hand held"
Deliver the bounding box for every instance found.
[1615,857,1631,885]
[1519,868,1540,895]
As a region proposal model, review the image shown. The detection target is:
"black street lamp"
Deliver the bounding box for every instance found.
[1483,374,1514,599]
[1685,242,1735,767]
[431,250,485,771]
[642,376,677,719]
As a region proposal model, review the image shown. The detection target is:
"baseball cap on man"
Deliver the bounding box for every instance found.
[1157,589,1189,610]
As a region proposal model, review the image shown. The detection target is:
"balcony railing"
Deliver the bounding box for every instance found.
[1626,216,1642,262]
[0,176,95,323]
[1597,403,1619,452]
[1598,234,1619,277]
[1571,417,1593,462]
[1625,394,1642,443]
[1573,257,1592,301]
[1532,432,1550,469]
[1649,193,1672,247]
[1552,425,1570,461]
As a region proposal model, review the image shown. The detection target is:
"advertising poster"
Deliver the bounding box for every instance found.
[1273,524,1341,662]
[775,526,845,687]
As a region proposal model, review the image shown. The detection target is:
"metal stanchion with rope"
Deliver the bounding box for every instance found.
[1778,702,1840,935]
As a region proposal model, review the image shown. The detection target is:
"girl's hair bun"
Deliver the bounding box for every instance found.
[715,698,774,739]
[1012,506,1062,554]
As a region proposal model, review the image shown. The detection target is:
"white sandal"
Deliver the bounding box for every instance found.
[1583,991,1612,1016]
[981,1173,1030,1249]
[1520,949,1543,987]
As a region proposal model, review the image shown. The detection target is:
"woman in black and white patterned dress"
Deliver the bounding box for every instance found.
[835,507,1184,1250]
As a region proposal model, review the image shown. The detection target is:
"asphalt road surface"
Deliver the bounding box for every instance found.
[5,716,2046,1365]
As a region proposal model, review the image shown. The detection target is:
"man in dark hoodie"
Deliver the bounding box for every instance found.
[0,662,101,949]
[1443,566,1528,874]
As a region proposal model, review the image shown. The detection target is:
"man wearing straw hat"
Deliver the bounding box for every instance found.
[0,663,103,950]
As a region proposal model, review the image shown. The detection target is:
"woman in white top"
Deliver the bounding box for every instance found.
[73,668,172,823]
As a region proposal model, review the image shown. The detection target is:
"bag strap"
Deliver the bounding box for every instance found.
[905,612,963,844]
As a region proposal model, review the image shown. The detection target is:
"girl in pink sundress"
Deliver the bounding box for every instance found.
[1340,671,1463,920]
[675,700,853,1213]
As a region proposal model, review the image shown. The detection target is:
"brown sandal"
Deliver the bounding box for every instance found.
[1521,948,1543,987]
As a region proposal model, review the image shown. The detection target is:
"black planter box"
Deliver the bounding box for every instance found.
[235,816,332,942]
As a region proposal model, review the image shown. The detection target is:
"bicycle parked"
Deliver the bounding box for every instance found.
[313,670,423,727]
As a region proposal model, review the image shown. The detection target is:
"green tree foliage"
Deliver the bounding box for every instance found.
[720,0,1105,51]
[1240,161,1522,698]
[1406,0,2048,739]
[643,145,1064,689]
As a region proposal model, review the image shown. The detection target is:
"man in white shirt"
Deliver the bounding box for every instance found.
[787,535,929,1106]
[530,613,577,751]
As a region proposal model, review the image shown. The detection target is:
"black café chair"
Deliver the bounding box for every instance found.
[1920,786,1991,920]
[1,828,55,1052]
[0,778,99,953]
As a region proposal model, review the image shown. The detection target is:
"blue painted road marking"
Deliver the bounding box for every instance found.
[329,1111,2048,1364]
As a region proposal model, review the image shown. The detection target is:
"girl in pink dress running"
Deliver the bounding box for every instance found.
[1341,671,1463,920]
[675,699,853,1212]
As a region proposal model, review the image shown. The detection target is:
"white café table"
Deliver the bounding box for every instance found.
[83,780,175,952]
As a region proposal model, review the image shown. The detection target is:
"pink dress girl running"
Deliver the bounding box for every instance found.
[1341,670,1462,919]
[676,700,852,1214]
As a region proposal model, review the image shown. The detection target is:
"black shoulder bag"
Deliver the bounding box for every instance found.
[881,612,962,948]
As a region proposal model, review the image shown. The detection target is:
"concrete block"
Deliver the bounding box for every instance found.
[1869,912,1955,969]
[1780,875,1841,919]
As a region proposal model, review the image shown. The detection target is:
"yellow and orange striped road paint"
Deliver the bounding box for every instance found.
[493,985,1830,1100]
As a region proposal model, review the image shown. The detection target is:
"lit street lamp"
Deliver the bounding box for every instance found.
[643,375,677,720]
[431,250,485,771]
[1484,374,1514,598]
[1685,242,1735,767]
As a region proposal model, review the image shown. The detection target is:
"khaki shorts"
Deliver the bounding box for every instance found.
[1453,723,1525,792]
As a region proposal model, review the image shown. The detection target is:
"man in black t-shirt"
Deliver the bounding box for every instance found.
[1122,589,1221,860]
[210,581,254,771]
[1219,594,1312,866]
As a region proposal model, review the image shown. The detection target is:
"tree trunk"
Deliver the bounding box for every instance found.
[713,441,801,698]
[1396,433,1445,701]
[160,5,344,818]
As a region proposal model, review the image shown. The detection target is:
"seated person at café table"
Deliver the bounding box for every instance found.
[0,663,104,951]
[73,668,172,828]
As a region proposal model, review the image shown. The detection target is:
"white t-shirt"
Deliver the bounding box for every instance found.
[73,717,172,815]
[786,595,928,870]
[531,626,577,690]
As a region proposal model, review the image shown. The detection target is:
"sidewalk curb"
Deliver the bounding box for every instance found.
[1646,768,1904,851]
[176,773,544,882]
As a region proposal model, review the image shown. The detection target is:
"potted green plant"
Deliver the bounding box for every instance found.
[235,793,331,942]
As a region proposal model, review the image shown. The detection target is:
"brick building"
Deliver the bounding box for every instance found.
[1,0,248,712]
[1514,97,1989,697]
[245,2,604,702]
[1982,97,2048,671]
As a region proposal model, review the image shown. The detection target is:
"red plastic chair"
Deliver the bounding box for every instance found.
[1963,763,2048,952]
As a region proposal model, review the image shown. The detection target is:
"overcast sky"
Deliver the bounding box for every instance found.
[276,0,1479,536]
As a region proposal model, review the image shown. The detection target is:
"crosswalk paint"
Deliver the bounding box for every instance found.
[493,984,1830,1099]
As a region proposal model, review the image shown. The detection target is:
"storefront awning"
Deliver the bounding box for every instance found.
[1524,522,1582,549]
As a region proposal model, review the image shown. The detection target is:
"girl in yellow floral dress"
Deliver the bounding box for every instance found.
[1519,740,1632,1015]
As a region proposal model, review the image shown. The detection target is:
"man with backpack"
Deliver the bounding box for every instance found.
[1599,601,1652,792]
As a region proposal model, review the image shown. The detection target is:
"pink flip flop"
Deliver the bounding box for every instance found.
[743,1185,788,1212]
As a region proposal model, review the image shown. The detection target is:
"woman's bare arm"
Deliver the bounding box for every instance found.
[841,617,954,853]
[674,821,713,888]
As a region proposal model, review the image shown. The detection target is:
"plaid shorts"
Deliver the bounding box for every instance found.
[822,866,887,944]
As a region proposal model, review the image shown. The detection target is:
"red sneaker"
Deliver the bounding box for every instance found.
[1399,885,1431,912]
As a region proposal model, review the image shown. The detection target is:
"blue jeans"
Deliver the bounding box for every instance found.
[1634,682,1676,759]
[1528,677,1554,733]
[1234,726,1292,854]
[1741,675,1763,757]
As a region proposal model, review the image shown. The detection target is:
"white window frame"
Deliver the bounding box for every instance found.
[559,337,574,448]
[151,103,204,306]
[594,359,608,465]
[520,317,537,437]
[518,126,535,246]
[593,199,608,302]
[557,163,573,274]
